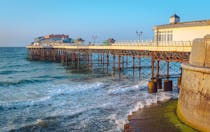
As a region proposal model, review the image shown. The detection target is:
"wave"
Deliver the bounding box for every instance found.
[0,82,104,110]
[51,75,69,79]
[0,70,18,75]
[125,91,178,122]
[108,89,179,130]
[0,96,51,110]
[1,63,30,69]
[107,80,148,95]
[108,114,126,131]
[6,104,111,132]
[0,69,30,75]
[0,79,49,87]
[47,82,104,98]
[37,75,69,79]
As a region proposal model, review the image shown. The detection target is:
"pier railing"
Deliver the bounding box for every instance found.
[113,40,192,47]
[26,41,192,52]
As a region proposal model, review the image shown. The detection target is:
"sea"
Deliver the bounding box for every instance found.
[0,47,179,132]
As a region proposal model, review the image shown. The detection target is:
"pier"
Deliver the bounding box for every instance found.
[26,41,192,93]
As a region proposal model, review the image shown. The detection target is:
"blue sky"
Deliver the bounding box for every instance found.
[0,0,210,47]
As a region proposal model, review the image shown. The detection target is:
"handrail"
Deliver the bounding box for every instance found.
[26,40,192,52]
[113,41,192,47]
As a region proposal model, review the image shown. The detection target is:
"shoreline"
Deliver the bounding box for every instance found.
[124,99,198,132]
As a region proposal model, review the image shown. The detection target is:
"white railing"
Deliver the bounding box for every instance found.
[29,40,192,47]
[112,40,192,47]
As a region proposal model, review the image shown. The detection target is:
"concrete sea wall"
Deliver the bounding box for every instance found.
[177,35,210,132]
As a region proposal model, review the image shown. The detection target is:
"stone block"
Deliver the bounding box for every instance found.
[178,35,210,131]
[204,35,210,67]
[189,38,205,67]
[179,64,210,132]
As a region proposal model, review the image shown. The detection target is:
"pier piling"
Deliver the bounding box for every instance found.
[118,55,121,71]
[27,43,190,93]
[164,61,173,91]
[148,80,157,93]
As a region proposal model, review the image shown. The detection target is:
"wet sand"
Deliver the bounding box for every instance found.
[124,100,198,132]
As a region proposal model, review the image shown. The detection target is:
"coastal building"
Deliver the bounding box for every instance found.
[102,38,116,46]
[32,34,73,46]
[43,34,69,39]
[107,38,116,44]
[73,38,85,44]
[153,14,210,42]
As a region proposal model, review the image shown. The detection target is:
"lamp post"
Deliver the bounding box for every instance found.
[92,35,98,44]
[136,31,143,41]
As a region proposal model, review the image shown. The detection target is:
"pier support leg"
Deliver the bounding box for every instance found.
[132,56,135,69]
[103,53,105,63]
[151,57,155,80]
[107,54,109,73]
[77,53,80,71]
[86,52,89,65]
[61,54,64,64]
[164,61,173,91]
[138,56,141,79]
[156,60,162,89]
[138,56,141,69]
[166,61,169,80]
[65,52,68,66]
[156,60,160,78]
[112,55,115,71]
[112,55,116,79]
[148,54,157,93]
[98,53,100,64]
[148,80,157,93]
[89,53,92,70]
[102,53,105,70]
[118,55,121,71]
[53,49,56,62]
[122,56,124,70]
[72,52,75,66]
[164,80,173,91]
[126,56,128,68]
[101,53,103,64]
[107,54,109,65]
[132,56,135,80]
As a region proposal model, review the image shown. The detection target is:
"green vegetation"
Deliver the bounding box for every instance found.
[163,100,198,132]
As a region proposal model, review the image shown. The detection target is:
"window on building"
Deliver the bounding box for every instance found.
[157,31,173,42]
[157,32,161,41]
[167,31,173,41]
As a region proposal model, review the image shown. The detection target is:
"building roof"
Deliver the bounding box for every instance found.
[170,14,180,18]
[154,19,210,29]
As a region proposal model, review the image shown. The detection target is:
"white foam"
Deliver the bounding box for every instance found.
[108,114,125,131]
[1,72,180,132]
[0,81,105,109]
[0,95,51,108]
[128,101,145,116]
[118,90,178,130]
[107,80,148,95]
[35,119,44,124]
[47,81,104,96]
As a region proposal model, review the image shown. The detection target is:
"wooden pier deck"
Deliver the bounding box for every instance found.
[27,41,192,52]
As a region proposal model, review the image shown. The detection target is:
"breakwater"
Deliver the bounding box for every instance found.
[178,35,210,131]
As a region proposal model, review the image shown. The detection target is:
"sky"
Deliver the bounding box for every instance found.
[0,0,210,47]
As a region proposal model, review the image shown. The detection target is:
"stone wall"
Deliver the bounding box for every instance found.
[177,35,210,132]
